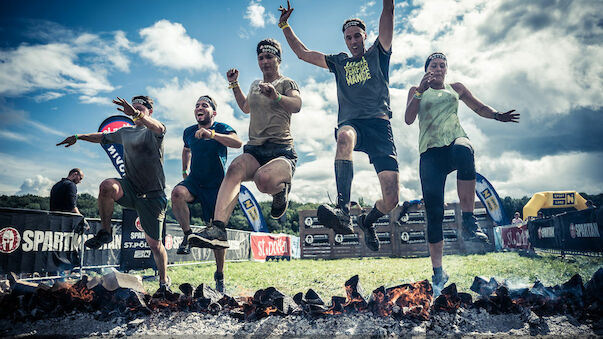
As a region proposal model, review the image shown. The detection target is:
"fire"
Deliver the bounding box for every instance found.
[264,306,278,315]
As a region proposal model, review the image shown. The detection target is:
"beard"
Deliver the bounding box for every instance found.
[197,115,211,125]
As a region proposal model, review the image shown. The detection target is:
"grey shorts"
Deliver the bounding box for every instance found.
[243,142,298,175]
[115,178,167,241]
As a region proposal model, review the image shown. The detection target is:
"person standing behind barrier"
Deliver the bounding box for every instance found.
[512,211,523,225]
[189,39,301,258]
[56,96,171,294]
[278,0,399,253]
[171,95,242,293]
[50,168,84,214]
[404,52,519,293]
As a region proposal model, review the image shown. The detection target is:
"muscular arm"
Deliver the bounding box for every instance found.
[214,132,243,149]
[451,82,519,122]
[138,113,166,135]
[404,87,420,125]
[232,85,250,114]
[281,26,328,69]
[56,132,104,147]
[182,147,191,178]
[278,88,302,113]
[378,0,395,51]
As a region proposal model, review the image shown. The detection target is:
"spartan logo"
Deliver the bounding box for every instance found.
[0,227,21,254]
[135,217,144,232]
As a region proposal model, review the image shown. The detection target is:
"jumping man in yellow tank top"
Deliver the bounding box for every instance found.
[404,52,519,294]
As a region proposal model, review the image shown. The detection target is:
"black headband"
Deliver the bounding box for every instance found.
[132,98,152,110]
[342,19,366,33]
[257,44,281,60]
[198,95,216,110]
[424,53,447,71]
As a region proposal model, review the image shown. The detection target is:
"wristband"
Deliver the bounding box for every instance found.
[210,130,216,139]
[228,81,239,89]
[182,170,187,175]
[132,111,143,121]
[278,22,289,29]
[274,93,282,103]
[413,90,423,99]
[494,113,501,121]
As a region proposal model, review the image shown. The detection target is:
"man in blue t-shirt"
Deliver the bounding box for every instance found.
[170,95,242,292]
[278,0,399,252]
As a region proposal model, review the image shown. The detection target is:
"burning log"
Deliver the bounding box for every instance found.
[293,289,327,315]
[343,275,368,312]
[432,283,472,313]
[242,287,298,321]
[470,276,501,298]
[368,280,432,320]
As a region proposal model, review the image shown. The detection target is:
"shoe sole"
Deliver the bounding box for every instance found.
[189,234,229,249]
[270,184,290,219]
[317,205,355,235]
[84,238,112,250]
[176,248,191,255]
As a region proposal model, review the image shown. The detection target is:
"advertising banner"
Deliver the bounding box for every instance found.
[250,233,291,261]
[83,219,121,267]
[558,208,602,252]
[475,172,508,225]
[290,235,300,259]
[499,224,530,250]
[119,208,161,272]
[0,208,85,274]
[528,217,559,250]
[98,115,134,177]
[238,185,268,233]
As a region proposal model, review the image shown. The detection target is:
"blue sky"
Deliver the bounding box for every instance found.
[1,0,602,205]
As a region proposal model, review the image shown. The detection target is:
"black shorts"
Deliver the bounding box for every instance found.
[243,142,298,175]
[335,118,399,173]
[176,178,219,223]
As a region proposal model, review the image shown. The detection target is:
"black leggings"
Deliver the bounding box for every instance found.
[420,138,475,243]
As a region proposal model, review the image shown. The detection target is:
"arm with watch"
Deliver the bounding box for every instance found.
[194,127,242,148]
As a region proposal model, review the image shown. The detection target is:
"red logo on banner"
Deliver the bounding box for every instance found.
[164,234,173,250]
[0,227,21,254]
[250,234,291,260]
[135,217,144,232]
[501,224,530,249]
[102,121,132,134]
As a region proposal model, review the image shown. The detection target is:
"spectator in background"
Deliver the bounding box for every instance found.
[537,211,544,219]
[511,211,522,225]
[586,200,596,209]
[50,168,84,214]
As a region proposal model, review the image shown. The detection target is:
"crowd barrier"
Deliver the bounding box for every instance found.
[0,207,300,275]
[298,202,495,260]
[528,208,602,253]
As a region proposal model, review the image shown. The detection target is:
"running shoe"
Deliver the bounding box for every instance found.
[432,270,449,298]
[317,204,354,235]
[84,229,112,249]
[154,276,172,297]
[357,214,380,252]
[270,183,291,219]
[462,214,489,243]
[189,222,229,249]
[176,233,191,255]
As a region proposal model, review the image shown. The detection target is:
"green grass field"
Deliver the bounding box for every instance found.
[138,252,603,298]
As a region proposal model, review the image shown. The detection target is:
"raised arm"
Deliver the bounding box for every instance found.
[227,69,250,114]
[404,72,433,125]
[194,128,243,149]
[56,132,104,147]
[113,97,166,134]
[451,82,519,123]
[279,1,328,69]
[378,0,395,51]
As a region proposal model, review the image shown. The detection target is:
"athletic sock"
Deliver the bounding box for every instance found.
[364,204,384,228]
[433,266,443,276]
[335,159,353,214]
[214,271,224,280]
[184,229,193,236]
[213,220,226,230]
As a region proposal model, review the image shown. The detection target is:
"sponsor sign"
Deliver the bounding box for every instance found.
[400,230,426,244]
[238,185,268,233]
[250,233,291,261]
[0,227,21,254]
[475,172,508,225]
[98,115,134,177]
[119,209,159,271]
[499,224,530,250]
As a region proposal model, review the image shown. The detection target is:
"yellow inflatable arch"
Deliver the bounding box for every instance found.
[523,191,588,220]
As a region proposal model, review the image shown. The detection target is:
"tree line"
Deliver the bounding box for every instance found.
[1,193,601,236]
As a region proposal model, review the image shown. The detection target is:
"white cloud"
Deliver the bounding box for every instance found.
[244,0,277,28]
[34,91,65,102]
[0,105,65,137]
[79,95,113,106]
[0,130,29,142]
[137,20,216,71]
[16,175,55,196]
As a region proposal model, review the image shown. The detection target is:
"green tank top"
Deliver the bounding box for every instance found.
[418,83,468,154]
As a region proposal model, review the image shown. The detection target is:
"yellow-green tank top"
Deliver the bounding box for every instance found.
[418,83,468,154]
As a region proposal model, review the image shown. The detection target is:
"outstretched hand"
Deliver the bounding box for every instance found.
[497,110,520,123]
[56,135,77,147]
[278,0,294,24]
[258,82,278,100]
[112,97,139,116]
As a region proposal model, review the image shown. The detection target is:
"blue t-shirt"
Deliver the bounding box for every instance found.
[183,122,236,188]
[325,38,392,125]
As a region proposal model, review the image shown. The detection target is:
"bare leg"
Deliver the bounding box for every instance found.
[214,249,225,273]
[98,179,123,232]
[457,179,476,212]
[375,170,399,213]
[253,158,293,195]
[171,185,195,233]
[213,154,260,223]
[146,235,168,284]
[335,126,356,161]
[429,241,444,268]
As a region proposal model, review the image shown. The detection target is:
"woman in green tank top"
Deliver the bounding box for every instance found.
[404,52,519,295]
